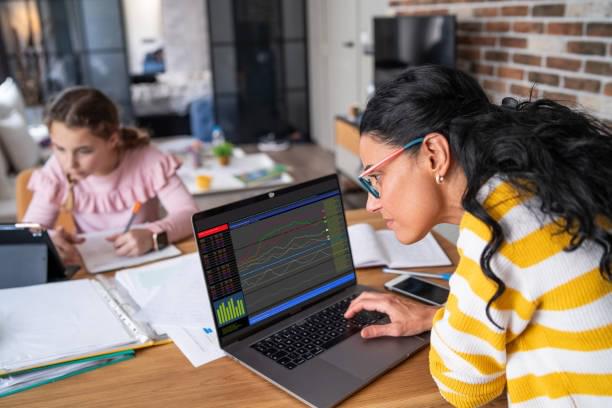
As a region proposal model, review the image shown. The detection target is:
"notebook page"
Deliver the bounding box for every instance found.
[377,230,451,268]
[347,223,388,267]
[76,229,181,273]
[0,280,136,371]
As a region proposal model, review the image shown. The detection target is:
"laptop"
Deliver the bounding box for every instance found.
[192,174,428,407]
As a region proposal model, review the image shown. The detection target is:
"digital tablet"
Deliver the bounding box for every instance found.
[0,223,79,289]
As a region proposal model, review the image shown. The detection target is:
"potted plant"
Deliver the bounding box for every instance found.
[212,141,234,166]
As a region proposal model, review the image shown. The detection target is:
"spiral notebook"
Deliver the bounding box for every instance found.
[348,223,451,268]
[0,278,163,375]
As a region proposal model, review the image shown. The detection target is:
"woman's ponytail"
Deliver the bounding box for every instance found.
[119,126,150,149]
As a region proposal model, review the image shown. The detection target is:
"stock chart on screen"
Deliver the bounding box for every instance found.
[196,189,353,338]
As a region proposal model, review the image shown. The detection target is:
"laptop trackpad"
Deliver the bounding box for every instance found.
[320,333,427,380]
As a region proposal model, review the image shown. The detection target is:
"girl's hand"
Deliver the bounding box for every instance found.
[344,291,440,339]
[106,228,154,257]
[51,226,85,265]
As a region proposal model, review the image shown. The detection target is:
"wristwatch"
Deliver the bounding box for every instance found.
[152,231,169,251]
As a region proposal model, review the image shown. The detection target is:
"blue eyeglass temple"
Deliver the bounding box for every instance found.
[401,137,425,150]
[359,137,425,198]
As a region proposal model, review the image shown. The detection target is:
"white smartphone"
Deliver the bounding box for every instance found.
[384,274,450,306]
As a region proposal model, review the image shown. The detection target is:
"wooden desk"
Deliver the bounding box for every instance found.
[2,210,501,408]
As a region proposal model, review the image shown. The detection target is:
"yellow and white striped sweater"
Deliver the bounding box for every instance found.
[429,178,612,407]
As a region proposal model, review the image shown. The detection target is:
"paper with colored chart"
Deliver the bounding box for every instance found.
[115,253,224,367]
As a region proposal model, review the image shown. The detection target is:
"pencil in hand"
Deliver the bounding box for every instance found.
[123,201,142,233]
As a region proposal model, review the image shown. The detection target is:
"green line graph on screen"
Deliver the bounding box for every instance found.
[234,195,352,295]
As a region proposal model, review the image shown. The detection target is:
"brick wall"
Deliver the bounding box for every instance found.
[389,0,612,123]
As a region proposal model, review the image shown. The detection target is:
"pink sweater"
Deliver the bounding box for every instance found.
[24,145,198,243]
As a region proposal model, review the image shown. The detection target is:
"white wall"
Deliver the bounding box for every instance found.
[122,0,163,74]
[307,0,390,150]
[356,0,392,104]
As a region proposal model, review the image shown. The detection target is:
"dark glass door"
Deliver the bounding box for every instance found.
[208,0,309,144]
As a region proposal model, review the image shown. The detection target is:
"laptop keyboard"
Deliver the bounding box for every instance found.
[251,294,387,370]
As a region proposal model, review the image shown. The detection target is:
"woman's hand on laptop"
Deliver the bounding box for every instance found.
[344,292,440,339]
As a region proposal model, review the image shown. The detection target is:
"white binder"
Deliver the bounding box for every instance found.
[0,277,168,375]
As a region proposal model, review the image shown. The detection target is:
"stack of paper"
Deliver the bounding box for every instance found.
[348,223,451,268]
[115,253,225,367]
[0,280,144,374]
[0,351,134,397]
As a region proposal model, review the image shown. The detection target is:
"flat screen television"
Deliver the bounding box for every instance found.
[374,16,456,87]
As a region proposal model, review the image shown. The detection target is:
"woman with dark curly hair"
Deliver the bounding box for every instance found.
[344,65,612,407]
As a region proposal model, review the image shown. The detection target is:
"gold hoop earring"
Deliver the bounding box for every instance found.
[435,174,445,184]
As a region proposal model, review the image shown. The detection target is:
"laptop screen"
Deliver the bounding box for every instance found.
[193,175,356,346]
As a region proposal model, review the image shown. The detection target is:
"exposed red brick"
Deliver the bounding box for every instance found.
[458,22,482,33]
[498,67,524,80]
[485,50,508,62]
[500,37,527,48]
[513,22,544,33]
[587,23,612,37]
[485,22,510,32]
[502,6,528,17]
[543,91,577,106]
[605,83,612,97]
[513,54,541,66]
[401,9,448,16]
[532,4,565,17]
[511,84,538,98]
[547,23,583,36]
[474,7,498,17]
[564,77,601,93]
[392,0,434,6]
[529,72,560,86]
[470,63,494,76]
[458,35,497,47]
[546,57,582,71]
[585,60,612,76]
[483,79,507,93]
[458,47,481,60]
[567,41,606,56]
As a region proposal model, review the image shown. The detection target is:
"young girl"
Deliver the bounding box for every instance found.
[24,87,198,264]
[344,66,611,406]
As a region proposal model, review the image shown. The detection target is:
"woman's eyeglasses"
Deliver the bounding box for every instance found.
[358,137,424,199]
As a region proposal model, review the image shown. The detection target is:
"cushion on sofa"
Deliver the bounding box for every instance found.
[0,78,26,119]
[0,110,40,172]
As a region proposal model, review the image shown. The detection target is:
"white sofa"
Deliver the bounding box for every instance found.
[0,78,45,222]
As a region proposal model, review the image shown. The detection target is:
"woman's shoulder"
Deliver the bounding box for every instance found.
[124,144,178,169]
[121,144,182,190]
[461,177,549,243]
[34,155,65,180]
[27,156,67,203]
[28,155,66,189]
